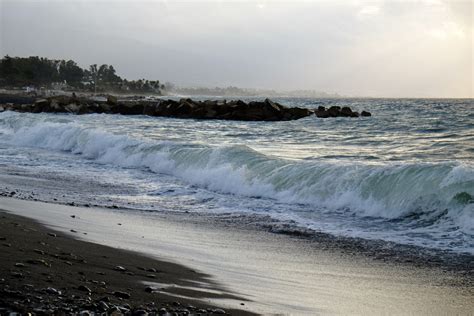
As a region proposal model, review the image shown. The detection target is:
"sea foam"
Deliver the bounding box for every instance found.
[1,111,473,238]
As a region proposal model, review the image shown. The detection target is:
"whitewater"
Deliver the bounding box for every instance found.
[0,97,473,253]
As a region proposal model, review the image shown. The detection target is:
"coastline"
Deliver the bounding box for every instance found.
[0,210,254,315]
[1,197,472,315]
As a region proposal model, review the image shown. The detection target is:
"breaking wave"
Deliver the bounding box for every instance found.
[1,111,473,238]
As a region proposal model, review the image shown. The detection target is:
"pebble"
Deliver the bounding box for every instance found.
[33,249,45,255]
[146,274,156,278]
[107,306,121,314]
[144,286,155,293]
[114,265,126,272]
[14,263,25,268]
[113,291,131,299]
[212,308,226,314]
[158,308,168,315]
[11,272,23,278]
[47,233,57,237]
[77,285,91,293]
[98,301,109,311]
[44,287,62,295]
[26,259,50,267]
[70,229,78,233]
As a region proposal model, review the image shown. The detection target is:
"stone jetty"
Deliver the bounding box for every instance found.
[0,94,371,121]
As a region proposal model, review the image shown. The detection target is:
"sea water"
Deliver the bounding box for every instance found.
[0,97,472,253]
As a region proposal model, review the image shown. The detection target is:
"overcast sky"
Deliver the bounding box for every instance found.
[1,0,472,97]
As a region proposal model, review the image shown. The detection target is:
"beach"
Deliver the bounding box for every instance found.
[1,197,472,315]
[0,209,255,315]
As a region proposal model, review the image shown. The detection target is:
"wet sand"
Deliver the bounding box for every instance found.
[0,197,473,315]
[0,211,254,315]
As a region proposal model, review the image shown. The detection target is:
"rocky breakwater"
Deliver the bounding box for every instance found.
[314,105,371,118]
[0,94,371,121]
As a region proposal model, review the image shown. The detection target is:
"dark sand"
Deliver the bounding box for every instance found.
[0,211,255,315]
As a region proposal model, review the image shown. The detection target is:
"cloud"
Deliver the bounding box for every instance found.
[0,0,472,97]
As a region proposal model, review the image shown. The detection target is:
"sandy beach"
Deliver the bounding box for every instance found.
[0,197,472,315]
[0,210,254,315]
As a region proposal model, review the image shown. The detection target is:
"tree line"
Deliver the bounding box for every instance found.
[0,55,164,94]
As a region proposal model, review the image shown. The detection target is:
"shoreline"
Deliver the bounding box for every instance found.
[3,186,473,277]
[0,197,473,314]
[0,210,254,315]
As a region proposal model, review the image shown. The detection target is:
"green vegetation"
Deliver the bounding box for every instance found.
[0,55,163,94]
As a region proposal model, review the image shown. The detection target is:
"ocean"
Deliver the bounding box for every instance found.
[0,97,473,254]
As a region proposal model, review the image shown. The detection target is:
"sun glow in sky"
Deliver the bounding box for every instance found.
[1,0,472,97]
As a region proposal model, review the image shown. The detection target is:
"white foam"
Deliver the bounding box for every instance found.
[1,111,473,237]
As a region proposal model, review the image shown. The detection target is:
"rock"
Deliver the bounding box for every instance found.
[14,263,25,268]
[32,99,50,113]
[114,266,126,272]
[144,286,155,293]
[98,301,109,311]
[107,306,122,315]
[133,309,148,316]
[78,285,91,293]
[65,103,80,114]
[315,109,330,118]
[212,308,226,314]
[143,103,158,116]
[286,107,312,120]
[361,110,372,117]
[44,287,62,295]
[26,259,50,267]
[107,95,118,105]
[113,291,131,299]
[158,308,168,315]
[146,274,156,278]
[327,106,341,117]
[115,102,145,115]
[340,106,353,117]
[3,94,373,121]
[11,272,23,278]
[47,233,57,237]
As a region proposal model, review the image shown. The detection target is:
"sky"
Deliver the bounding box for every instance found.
[0,0,472,97]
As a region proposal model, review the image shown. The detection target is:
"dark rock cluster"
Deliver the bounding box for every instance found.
[0,94,371,121]
[314,106,371,118]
